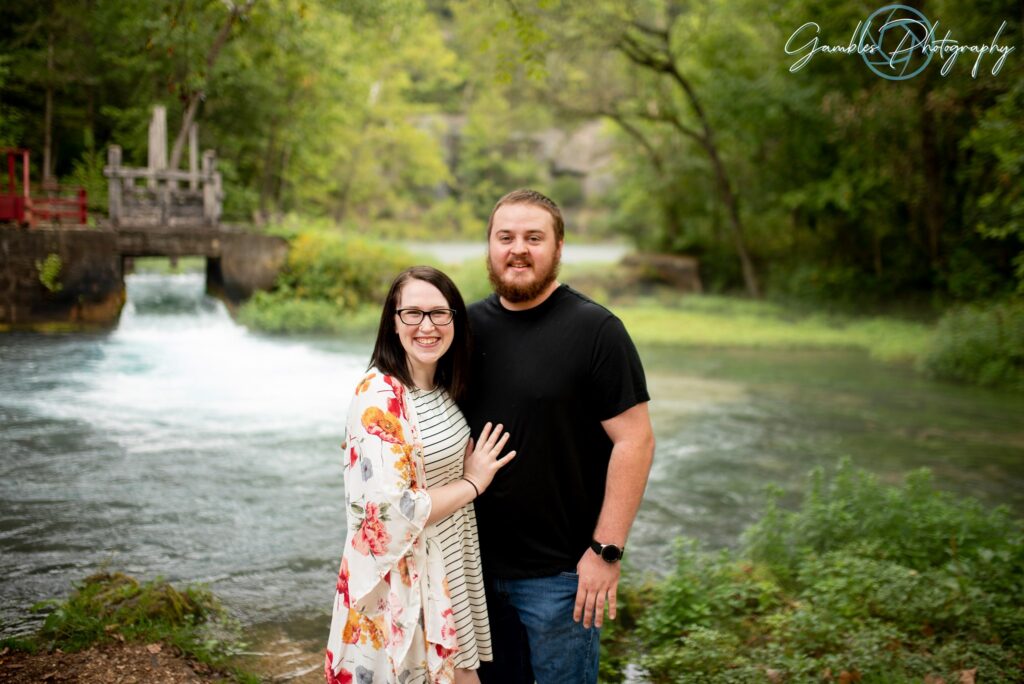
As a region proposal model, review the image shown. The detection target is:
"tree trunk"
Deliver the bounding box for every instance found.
[258,121,279,223]
[332,150,361,224]
[43,32,55,184]
[617,25,761,296]
[919,91,943,270]
[703,138,760,297]
[273,145,290,219]
[168,2,254,171]
[872,229,883,277]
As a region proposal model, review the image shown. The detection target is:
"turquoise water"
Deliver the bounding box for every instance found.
[2,273,1022,646]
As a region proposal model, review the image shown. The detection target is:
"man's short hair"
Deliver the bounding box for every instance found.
[487,189,565,242]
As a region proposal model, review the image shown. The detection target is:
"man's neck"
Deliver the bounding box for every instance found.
[499,280,561,311]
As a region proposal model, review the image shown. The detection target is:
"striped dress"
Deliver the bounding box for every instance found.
[410,386,493,670]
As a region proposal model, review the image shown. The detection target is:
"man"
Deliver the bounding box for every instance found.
[463,189,655,684]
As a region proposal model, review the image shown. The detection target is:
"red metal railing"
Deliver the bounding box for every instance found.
[0,148,88,227]
[0,148,30,224]
[32,188,88,225]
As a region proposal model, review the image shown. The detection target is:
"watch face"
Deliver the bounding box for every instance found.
[600,544,621,562]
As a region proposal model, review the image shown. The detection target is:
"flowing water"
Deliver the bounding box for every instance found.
[2,272,1023,662]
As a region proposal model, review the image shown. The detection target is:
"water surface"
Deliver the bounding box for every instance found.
[2,273,1022,646]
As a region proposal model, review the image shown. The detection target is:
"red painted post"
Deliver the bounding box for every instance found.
[23,150,33,227]
[6,151,14,196]
[78,188,87,224]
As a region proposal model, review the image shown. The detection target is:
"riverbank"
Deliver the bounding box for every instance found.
[0,573,260,684]
[0,642,227,683]
[232,229,1022,390]
[4,462,1020,683]
[241,265,935,364]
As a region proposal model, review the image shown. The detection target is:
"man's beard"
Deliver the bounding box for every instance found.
[487,254,561,303]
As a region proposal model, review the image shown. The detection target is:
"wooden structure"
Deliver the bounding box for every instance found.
[104,106,223,228]
[0,148,88,227]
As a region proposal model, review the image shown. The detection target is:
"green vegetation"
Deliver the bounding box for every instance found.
[919,300,1024,391]
[130,256,207,275]
[2,572,258,683]
[238,229,422,334]
[240,235,934,365]
[2,0,1020,305]
[35,253,63,293]
[602,460,1024,683]
[237,227,1024,392]
[3,0,1019,388]
[617,298,931,363]
[237,226,496,335]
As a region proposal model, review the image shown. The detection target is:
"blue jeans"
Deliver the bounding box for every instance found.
[479,572,600,684]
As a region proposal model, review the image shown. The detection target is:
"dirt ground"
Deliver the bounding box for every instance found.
[0,622,327,684]
[0,643,225,683]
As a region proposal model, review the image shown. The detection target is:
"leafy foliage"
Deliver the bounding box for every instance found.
[238,228,421,334]
[602,460,1024,683]
[2,0,1021,303]
[918,299,1024,390]
[35,253,63,293]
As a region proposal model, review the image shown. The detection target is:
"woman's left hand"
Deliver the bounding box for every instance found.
[462,421,516,495]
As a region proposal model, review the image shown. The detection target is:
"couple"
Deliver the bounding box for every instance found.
[325,189,655,684]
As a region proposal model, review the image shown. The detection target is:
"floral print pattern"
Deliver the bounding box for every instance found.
[362,406,405,444]
[325,371,458,683]
[350,502,392,556]
[325,650,353,684]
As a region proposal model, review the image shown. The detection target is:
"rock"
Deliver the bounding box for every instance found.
[620,252,703,293]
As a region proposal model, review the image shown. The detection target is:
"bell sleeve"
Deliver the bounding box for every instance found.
[341,372,433,606]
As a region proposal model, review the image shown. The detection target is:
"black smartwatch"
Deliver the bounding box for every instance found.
[590,540,625,563]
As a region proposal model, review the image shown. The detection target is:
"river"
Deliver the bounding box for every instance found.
[2,272,1023,660]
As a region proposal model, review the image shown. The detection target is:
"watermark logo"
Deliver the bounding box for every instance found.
[861,5,932,80]
[785,4,1015,79]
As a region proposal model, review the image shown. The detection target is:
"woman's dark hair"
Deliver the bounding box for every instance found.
[369,265,471,401]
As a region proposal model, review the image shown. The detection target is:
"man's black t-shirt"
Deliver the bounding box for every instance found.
[463,285,650,579]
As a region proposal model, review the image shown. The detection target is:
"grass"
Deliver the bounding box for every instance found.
[234,247,936,365]
[441,260,935,363]
[129,256,206,274]
[615,296,932,362]
[1,571,260,683]
[238,265,934,362]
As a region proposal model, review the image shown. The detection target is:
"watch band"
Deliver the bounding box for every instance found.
[590,539,625,562]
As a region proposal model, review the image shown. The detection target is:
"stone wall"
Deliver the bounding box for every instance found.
[0,226,125,328]
[0,225,287,329]
[207,231,289,304]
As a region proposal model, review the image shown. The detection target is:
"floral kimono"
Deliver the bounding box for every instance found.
[325,371,459,684]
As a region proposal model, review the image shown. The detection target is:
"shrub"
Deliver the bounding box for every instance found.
[613,460,1024,683]
[918,299,1024,390]
[10,571,255,681]
[65,149,108,216]
[239,229,423,334]
[238,292,380,335]
[279,231,419,309]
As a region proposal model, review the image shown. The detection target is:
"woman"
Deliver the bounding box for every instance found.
[325,266,515,684]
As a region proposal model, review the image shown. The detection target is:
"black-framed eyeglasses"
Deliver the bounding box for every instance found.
[396,308,456,326]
